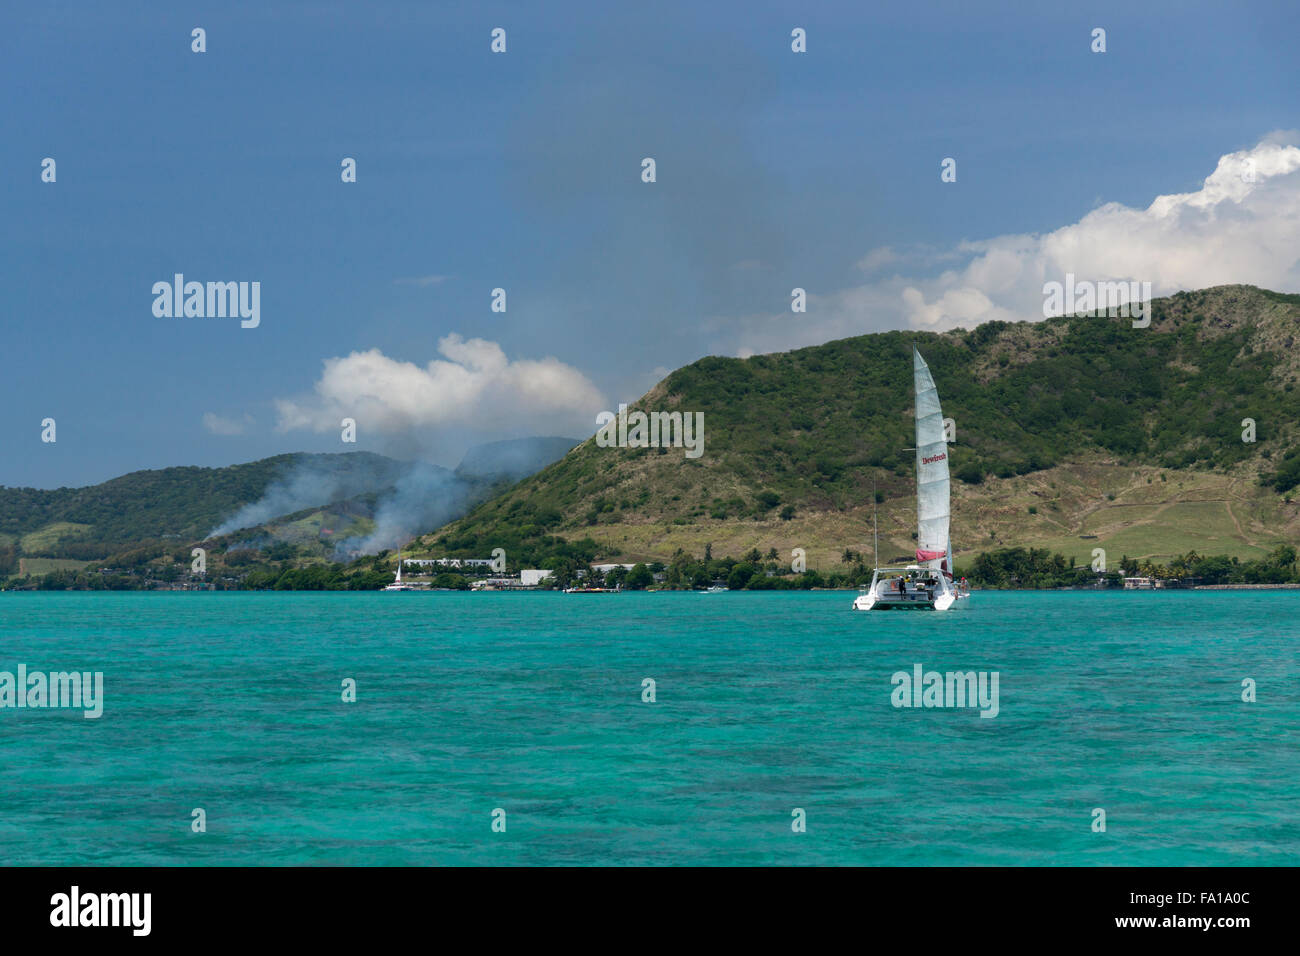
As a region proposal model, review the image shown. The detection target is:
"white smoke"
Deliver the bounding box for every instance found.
[208,438,576,556]
[208,456,405,540]
[330,461,477,557]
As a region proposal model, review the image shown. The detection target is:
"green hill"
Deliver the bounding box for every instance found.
[418,285,1300,573]
[0,452,407,562]
[0,436,588,587]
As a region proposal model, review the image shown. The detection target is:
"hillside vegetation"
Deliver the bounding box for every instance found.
[419,285,1300,571]
[0,453,407,560]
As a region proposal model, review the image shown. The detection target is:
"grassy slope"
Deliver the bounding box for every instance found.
[573,459,1297,572]
[420,285,1300,569]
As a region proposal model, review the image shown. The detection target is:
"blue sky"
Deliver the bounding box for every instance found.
[4,0,1299,488]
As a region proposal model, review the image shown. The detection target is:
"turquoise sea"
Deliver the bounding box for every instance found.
[0,590,1295,866]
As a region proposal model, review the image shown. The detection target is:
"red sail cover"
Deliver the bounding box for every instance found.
[916,549,947,561]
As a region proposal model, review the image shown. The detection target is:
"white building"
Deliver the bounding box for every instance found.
[471,577,525,590]
[1122,576,1156,589]
[520,569,554,587]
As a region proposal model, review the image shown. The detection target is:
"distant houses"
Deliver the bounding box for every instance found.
[1121,575,1203,589]
[469,577,526,590]
[469,571,553,590]
[405,557,555,590]
[403,559,644,591]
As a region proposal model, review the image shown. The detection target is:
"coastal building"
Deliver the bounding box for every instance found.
[470,576,529,590]
[520,569,554,587]
[1122,576,1156,589]
[404,558,495,569]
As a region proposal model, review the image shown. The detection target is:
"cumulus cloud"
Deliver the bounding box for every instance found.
[202,412,252,436]
[725,134,1300,355]
[274,334,606,436]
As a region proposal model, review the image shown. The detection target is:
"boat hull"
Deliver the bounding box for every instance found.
[853,593,954,611]
[852,569,961,612]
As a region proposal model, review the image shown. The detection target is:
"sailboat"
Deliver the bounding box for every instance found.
[382,547,419,591]
[853,346,969,611]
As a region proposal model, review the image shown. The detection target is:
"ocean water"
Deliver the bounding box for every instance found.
[0,590,1295,866]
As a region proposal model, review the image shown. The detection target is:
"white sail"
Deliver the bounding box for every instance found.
[913,347,950,575]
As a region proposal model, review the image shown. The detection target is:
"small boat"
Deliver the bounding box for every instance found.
[854,346,968,612]
[563,586,619,593]
[382,549,420,591]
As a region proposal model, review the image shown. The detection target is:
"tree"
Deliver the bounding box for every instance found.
[1267,544,1297,569]
[727,563,756,590]
[625,563,654,589]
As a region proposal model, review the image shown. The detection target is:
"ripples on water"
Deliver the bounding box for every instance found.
[0,590,1294,865]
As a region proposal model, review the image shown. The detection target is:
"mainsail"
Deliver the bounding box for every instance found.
[913,347,951,575]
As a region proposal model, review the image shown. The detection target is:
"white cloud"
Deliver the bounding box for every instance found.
[275,335,606,436]
[726,134,1300,355]
[856,246,899,272]
[202,412,251,436]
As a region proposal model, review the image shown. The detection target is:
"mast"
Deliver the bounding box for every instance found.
[873,475,879,571]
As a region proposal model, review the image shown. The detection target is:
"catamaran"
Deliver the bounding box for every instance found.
[383,548,420,591]
[853,346,970,612]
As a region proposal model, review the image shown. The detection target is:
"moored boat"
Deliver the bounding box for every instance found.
[382,548,421,591]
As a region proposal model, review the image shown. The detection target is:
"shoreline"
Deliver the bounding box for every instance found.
[6,584,1300,594]
[1192,582,1300,590]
